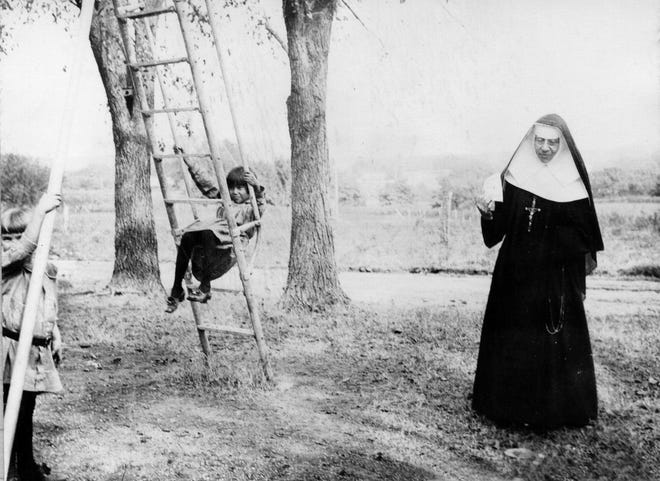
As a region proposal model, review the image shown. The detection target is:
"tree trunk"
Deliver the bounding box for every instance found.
[89,1,162,293]
[280,0,348,310]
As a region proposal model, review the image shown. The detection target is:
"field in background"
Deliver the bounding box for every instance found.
[1,152,656,277]
[54,185,659,277]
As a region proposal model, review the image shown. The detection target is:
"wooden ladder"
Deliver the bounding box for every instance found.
[112,0,272,380]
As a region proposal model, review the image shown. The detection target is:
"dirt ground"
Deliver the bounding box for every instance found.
[32,263,660,480]
[55,260,660,313]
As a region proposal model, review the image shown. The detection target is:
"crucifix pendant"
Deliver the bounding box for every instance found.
[525,197,541,232]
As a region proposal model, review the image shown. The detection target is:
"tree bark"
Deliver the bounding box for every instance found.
[281,0,348,310]
[89,1,162,293]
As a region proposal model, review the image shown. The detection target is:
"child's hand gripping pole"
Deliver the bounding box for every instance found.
[242,170,262,223]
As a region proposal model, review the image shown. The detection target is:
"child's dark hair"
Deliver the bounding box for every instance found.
[1,207,29,237]
[226,166,251,189]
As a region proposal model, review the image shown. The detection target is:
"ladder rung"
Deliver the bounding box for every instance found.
[212,288,242,295]
[197,325,254,336]
[117,6,176,20]
[153,153,211,161]
[164,198,223,204]
[142,107,200,116]
[129,57,189,69]
[236,220,261,233]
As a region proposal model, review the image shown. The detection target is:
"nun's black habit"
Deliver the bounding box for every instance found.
[472,114,604,429]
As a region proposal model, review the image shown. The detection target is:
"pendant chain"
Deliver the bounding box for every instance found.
[546,266,566,335]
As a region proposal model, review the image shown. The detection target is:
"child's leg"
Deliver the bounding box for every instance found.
[16,392,37,468]
[197,231,219,294]
[3,389,42,479]
[2,385,19,477]
[199,279,211,294]
[188,230,223,302]
[171,231,203,297]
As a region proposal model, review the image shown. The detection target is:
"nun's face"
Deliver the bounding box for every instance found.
[534,135,560,163]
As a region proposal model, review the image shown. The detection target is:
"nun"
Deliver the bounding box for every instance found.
[472,113,604,429]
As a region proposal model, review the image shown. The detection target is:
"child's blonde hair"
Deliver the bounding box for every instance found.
[1,207,30,237]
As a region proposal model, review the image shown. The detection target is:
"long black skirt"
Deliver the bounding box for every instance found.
[472,259,597,429]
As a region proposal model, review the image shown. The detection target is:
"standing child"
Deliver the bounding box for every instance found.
[166,164,266,312]
[2,193,63,481]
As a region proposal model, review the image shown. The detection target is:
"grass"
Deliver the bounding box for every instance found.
[36,282,660,480]
[34,180,658,478]
[53,185,660,278]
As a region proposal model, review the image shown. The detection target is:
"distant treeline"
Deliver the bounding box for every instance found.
[590,167,660,198]
[338,163,660,208]
[2,153,658,210]
[0,153,49,206]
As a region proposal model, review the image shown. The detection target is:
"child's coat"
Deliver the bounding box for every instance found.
[2,235,62,393]
[183,159,267,282]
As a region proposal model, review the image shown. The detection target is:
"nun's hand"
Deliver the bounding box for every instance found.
[475,196,494,220]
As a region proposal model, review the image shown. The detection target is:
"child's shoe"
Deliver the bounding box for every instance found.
[165,289,186,313]
[187,288,211,303]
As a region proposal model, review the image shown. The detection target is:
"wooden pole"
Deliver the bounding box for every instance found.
[3,2,94,478]
[174,0,272,380]
[203,0,264,272]
[1,147,4,481]
[203,0,272,378]
[203,0,261,223]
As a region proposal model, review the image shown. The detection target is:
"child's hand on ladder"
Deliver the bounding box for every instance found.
[37,193,63,213]
[243,171,259,188]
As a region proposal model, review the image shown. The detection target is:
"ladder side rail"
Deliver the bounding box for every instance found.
[138,17,211,359]
[173,0,272,380]
[245,223,261,272]
[113,0,180,235]
[143,18,200,221]
[190,298,212,358]
[113,2,212,358]
[204,0,261,223]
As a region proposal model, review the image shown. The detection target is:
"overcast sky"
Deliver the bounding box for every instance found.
[0,0,658,172]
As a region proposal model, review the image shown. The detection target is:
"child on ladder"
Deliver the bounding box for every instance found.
[2,192,64,481]
[166,161,266,313]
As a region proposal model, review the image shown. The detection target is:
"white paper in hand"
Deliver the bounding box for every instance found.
[483,173,503,203]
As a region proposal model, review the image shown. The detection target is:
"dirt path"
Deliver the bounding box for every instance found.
[57,260,660,315]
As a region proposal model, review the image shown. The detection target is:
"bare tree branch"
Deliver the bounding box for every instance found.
[339,0,385,50]
[262,18,287,54]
